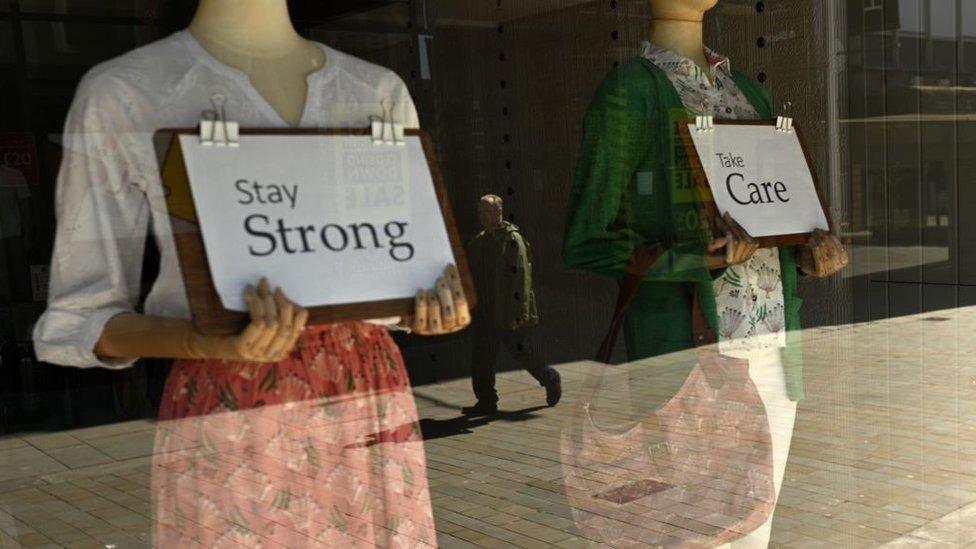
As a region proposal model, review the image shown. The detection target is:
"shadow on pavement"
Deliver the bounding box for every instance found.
[419,406,548,440]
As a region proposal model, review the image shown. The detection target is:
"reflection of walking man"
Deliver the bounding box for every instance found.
[464,195,561,416]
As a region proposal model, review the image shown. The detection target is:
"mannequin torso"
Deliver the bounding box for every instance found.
[188,0,326,126]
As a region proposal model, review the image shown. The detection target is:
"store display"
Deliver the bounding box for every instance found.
[0,0,964,547]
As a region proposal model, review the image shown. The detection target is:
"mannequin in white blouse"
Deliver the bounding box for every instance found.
[94,0,467,364]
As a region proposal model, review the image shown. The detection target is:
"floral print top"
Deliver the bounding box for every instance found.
[640,41,786,353]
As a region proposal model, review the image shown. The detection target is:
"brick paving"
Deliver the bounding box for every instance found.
[3,308,976,547]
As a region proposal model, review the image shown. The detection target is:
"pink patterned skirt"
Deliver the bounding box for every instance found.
[151,322,436,548]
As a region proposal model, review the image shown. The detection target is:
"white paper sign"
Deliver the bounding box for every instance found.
[178,134,456,311]
[687,124,829,238]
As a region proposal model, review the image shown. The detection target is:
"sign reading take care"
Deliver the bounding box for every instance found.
[178,134,455,312]
[686,123,829,239]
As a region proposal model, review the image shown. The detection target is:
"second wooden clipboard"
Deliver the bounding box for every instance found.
[157,127,477,335]
[676,118,832,248]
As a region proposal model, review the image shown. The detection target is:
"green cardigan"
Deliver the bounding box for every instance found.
[563,57,804,401]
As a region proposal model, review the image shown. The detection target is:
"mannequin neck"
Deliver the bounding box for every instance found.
[189,0,305,59]
[186,0,325,127]
[648,0,711,68]
[647,19,706,65]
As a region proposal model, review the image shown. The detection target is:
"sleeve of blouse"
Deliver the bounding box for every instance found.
[365,71,420,330]
[32,74,150,369]
[395,74,420,130]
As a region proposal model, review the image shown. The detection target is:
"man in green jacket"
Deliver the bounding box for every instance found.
[465,195,561,416]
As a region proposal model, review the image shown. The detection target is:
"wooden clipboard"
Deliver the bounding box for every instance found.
[156,127,476,335]
[676,118,832,247]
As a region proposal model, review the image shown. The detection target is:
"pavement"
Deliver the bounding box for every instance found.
[3,306,976,548]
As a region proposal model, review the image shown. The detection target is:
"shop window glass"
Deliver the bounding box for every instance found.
[1,2,976,548]
[930,0,956,39]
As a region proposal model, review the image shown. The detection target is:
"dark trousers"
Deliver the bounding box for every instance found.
[471,326,557,405]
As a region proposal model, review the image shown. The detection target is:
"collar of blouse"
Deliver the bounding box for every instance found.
[639,40,732,82]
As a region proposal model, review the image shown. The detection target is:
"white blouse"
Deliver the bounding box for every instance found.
[33,30,419,369]
[640,41,787,355]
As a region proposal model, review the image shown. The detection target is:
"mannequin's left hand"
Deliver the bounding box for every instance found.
[800,228,849,277]
[401,264,471,335]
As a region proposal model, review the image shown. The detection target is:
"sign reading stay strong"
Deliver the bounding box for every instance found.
[685,121,829,243]
[178,134,456,312]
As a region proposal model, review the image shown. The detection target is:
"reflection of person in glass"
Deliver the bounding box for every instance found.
[563,0,847,546]
[464,195,561,416]
[31,1,464,546]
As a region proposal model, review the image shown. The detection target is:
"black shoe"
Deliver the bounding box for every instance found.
[461,401,498,417]
[545,375,562,407]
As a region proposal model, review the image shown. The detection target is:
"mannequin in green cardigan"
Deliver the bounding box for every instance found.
[563,0,847,401]
[563,1,847,546]
[646,4,848,276]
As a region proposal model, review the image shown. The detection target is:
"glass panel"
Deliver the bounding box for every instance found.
[20,21,168,80]
[965,1,976,38]
[2,2,976,548]
[931,0,957,38]
[0,21,13,64]
[898,0,923,33]
[19,0,158,16]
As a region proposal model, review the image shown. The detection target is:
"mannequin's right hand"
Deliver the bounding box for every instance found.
[195,278,309,362]
[707,212,759,267]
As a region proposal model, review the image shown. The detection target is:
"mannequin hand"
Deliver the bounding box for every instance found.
[403,265,471,336]
[193,278,309,362]
[800,228,848,277]
[707,212,759,268]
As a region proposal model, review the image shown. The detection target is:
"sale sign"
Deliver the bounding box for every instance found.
[0,133,38,186]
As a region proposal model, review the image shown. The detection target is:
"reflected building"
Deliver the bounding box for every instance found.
[845,0,976,318]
